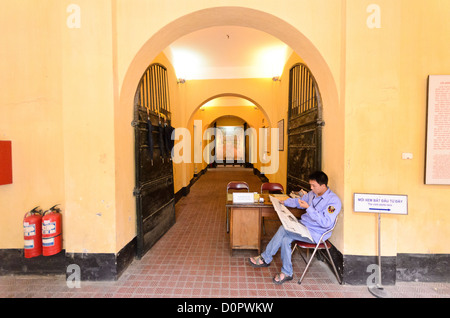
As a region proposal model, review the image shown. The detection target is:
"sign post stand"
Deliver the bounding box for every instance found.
[368,213,390,298]
[354,193,408,298]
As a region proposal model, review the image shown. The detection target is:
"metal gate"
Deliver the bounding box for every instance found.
[133,63,175,259]
[286,63,324,193]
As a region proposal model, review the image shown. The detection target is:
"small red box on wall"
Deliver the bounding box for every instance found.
[0,141,13,185]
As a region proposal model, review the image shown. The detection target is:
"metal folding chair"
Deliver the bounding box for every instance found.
[226,181,249,233]
[291,217,342,284]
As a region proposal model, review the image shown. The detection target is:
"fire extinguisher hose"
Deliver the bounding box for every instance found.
[24,206,42,218]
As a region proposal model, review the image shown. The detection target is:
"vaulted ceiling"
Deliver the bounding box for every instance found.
[163,26,293,80]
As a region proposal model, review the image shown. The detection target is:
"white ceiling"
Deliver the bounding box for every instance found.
[163,26,293,80]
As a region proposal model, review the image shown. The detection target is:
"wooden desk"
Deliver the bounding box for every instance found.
[226,194,304,253]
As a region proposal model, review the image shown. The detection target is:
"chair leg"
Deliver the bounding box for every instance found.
[298,247,319,284]
[291,244,297,255]
[294,241,342,285]
[323,244,342,285]
[292,244,308,263]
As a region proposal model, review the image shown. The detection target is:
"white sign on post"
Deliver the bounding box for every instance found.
[353,192,407,298]
[354,193,408,215]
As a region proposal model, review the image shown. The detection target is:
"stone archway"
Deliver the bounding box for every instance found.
[119,7,339,135]
[187,93,271,128]
[115,5,342,255]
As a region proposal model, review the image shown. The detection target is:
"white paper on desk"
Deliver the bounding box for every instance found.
[270,195,314,242]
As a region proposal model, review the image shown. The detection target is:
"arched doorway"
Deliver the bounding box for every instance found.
[116,6,342,258]
[209,115,248,167]
[189,95,269,170]
[119,7,339,128]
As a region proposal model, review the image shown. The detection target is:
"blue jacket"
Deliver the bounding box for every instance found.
[283,188,341,243]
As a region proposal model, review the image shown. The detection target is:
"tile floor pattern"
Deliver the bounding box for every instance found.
[1,167,449,299]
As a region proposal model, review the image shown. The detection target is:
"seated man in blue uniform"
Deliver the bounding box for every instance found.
[248,171,342,284]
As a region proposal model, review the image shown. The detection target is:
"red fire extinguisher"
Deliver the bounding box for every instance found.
[23,206,43,258]
[42,204,62,256]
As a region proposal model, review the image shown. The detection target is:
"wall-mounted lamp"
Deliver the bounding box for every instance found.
[272,76,281,82]
[177,78,186,84]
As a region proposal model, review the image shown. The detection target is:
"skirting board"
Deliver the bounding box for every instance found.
[1,240,448,283]
[336,250,449,285]
[0,238,136,281]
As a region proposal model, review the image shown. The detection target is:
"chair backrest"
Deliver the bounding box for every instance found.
[227,181,249,193]
[318,216,339,243]
[260,182,284,194]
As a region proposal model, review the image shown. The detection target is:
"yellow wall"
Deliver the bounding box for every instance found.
[343,0,450,255]
[62,0,118,254]
[0,0,65,248]
[1,1,449,259]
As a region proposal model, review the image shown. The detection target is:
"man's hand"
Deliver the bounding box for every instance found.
[298,199,309,209]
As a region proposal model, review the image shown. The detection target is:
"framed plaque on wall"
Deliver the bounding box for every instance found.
[425,75,450,184]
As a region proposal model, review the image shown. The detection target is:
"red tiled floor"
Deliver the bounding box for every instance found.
[1,167,449,299]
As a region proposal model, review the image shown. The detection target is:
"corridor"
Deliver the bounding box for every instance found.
[1,168,449,298]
